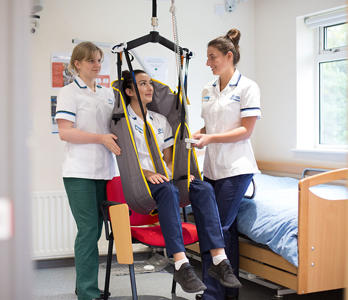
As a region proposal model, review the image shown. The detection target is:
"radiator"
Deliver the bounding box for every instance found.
[32,191,110,260]
[32,191,77,259]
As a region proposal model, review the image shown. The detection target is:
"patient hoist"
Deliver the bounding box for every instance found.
[110,0,202,215]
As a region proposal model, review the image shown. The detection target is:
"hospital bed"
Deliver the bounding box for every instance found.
[237,162,347,298]
[186,161,347,298]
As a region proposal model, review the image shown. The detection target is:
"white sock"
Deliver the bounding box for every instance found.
[175,257,189,270]
[212,254,227,266]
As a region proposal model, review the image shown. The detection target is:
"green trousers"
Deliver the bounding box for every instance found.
[63,178,107,300]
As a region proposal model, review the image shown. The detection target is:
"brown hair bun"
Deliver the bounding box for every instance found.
[226,28,241,47]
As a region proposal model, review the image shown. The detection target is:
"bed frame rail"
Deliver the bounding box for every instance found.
[239,239,298,291]
[298,168,348,294]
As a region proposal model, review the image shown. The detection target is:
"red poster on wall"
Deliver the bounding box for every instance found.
[51,52,111,88]
[96,75,111,88]
[52,62,65,88]
[51,53,74,88]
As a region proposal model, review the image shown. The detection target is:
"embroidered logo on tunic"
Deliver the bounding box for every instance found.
[135,124,143,134]
[202,96,210,101]
[230,95,240,102]
[157,128,164,135]
[108,98,114,105]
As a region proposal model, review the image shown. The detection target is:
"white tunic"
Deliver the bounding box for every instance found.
[127,105,174,176]
[201,69,261,180]
[55,76,117,180]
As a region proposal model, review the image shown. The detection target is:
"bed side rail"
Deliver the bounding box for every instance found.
[300,168,348,187]
[297,168,348,294]
[301,168,331,179]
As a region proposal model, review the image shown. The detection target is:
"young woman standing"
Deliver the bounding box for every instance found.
[193,29,261,300]
[55,42,120,300]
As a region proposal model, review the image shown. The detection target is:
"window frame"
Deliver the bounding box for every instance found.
[295,6,348,158]
[315,23,347,149]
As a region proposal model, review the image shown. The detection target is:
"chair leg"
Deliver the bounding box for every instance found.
[103,237,114,300]
[171,276,177,295]
[163,248,168,259]
[129,264,138,300]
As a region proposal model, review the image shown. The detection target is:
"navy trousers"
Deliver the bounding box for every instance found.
[148,179,225,257]
[201,174,253,300]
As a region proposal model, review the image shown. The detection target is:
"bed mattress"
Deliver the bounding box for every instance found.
[237,173,347,267]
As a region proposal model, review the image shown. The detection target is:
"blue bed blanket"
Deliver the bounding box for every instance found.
[237,173,347,267]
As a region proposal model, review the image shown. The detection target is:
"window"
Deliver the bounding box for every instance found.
[318,23,347,146]
[296,7,347,154]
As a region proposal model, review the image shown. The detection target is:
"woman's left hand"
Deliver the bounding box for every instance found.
[101,134,121,155]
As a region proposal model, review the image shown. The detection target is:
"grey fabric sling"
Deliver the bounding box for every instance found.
[111,78,202,215]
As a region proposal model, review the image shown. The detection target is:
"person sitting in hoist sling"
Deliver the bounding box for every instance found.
[121,69,242,294]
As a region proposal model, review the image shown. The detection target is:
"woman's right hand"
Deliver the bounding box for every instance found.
[101,134,121,155]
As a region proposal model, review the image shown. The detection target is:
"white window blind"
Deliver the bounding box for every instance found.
[304,6,347,28]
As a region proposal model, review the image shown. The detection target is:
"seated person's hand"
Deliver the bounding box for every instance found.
[143,170,169,184]
[190,175,195,182]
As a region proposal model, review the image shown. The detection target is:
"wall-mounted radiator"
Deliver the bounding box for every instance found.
[32,191,109,260]
[32,191,76,259]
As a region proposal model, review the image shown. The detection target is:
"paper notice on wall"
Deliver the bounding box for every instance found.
[0,198,12,240]
[51,51,111,88]
[143,56,168,83]
[96,74,111,88]
[51,96,58,134]
[97,52,111,88]
[51,53,74,88]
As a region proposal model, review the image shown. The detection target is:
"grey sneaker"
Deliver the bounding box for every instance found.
[208,259,242,288]
[174,262,207,293]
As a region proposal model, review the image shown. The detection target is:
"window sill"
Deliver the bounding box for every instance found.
[291,148,348,163]
[292,148,348,154]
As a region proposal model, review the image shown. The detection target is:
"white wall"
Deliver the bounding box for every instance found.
[253,0,347,168]
[29,0,256,192]
[30,0,347,194]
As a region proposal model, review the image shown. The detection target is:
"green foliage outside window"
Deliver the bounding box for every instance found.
[320,59,347,145]
[325,23,347,49]
[319,23,347,146]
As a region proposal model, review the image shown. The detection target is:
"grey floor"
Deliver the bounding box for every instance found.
[33,254,344,300]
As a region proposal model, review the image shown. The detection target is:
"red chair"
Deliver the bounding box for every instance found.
[101,176,199,299]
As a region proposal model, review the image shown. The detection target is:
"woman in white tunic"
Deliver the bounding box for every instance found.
[193,29,261,300]
[55,42,120,300]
